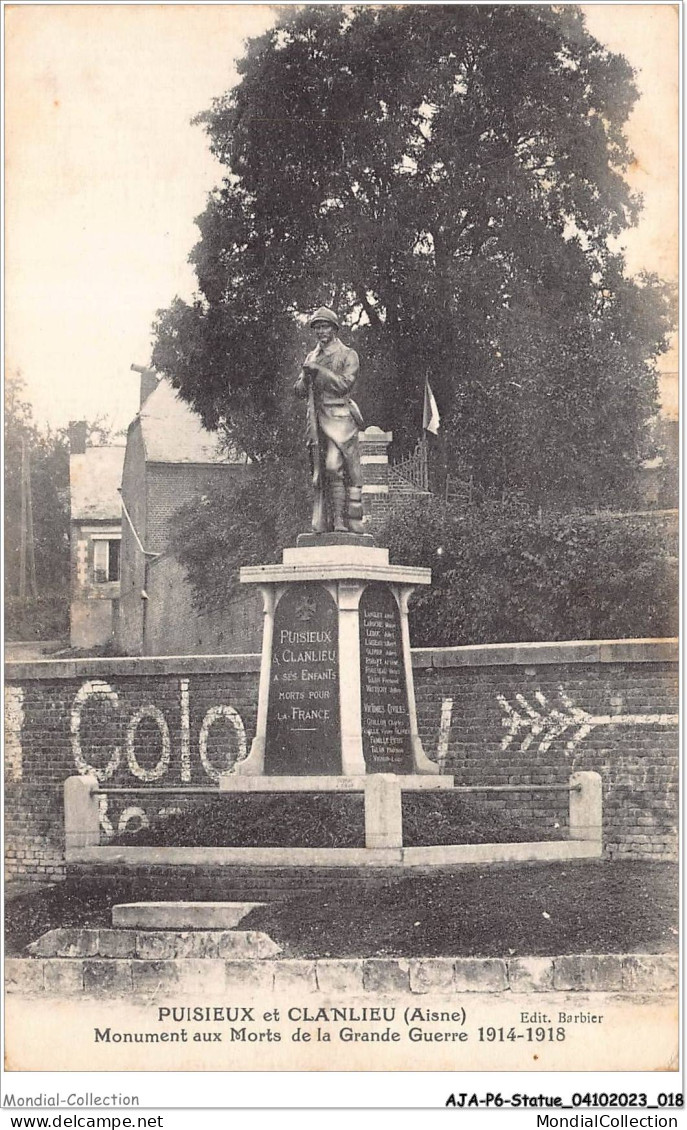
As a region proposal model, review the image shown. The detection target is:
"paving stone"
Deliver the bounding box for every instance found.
[622,953,678,993]
[553,955,623,991]
[362,959,410,994]
[44,959,84,996]
[224,961,275,993]
[55,929,100,959]
[176,960,227,995]
[83,960,133,996]
[508,956,555,992]
[28,928,98,959]
[98,930,136,958]
[453,958,508,992]
[316,959,365,995]
[273,961,318,994]
[174,932,221,959]
[131,961,181,996]
[5,958,44,994]
[216,931,281,960]
[409,959,456,994]
[135,932,178,960]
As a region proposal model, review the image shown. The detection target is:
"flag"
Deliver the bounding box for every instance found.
[423,378,440,435]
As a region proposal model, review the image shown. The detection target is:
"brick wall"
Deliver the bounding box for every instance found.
[4,639,677,883]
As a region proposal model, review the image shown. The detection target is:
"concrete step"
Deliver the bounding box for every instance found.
[65,862,408,904]
[27,927,281,960]
[112,902,263,929]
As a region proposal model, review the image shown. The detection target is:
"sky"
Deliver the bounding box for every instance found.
[5,3,679,434]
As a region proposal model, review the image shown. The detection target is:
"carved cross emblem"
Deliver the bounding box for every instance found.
[295,594,317,622]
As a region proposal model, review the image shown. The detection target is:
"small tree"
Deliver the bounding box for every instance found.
[4,373,70,601]
[4,372,120,640]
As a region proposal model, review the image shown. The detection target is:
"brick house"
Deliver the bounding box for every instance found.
[116,374,262,656]
[69,424,125,649]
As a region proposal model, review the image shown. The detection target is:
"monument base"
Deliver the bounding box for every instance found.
[296,531,376,549]
[240,541,436,778]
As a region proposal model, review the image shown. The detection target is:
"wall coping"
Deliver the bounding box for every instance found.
[411,637,678,669]
[4,637,677,682]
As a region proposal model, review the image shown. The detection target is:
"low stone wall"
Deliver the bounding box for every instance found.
[5,951,678,998]
[4,639,678,882]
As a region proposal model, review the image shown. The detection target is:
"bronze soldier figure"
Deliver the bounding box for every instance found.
[295,307,365,534]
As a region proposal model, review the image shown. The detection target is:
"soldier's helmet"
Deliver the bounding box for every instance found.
[309,306,340,330]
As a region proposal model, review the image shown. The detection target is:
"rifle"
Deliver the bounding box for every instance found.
[307,373,321,490]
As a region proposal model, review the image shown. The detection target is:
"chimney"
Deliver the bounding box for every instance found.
[131,365,159,408]
[68,420,88,454]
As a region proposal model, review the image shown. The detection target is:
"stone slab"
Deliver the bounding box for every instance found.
[294,531,377,547]
[28,928,99,959]
[67,835,596,870]
[240,563,431,585]
[285,544,387,567]
[265,582,341,775]
[112,902,264,930]
[454,958,508,992]
[507,956,555,992]
[402,841,603,866]
[219,774,453,792]
[67,846,405,866]
[554,954,624,992]
[411,638,678,669]
[622,953,678,992]
[273,960,318,994]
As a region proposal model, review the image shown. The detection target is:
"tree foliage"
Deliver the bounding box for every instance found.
[4,373,70,601]
[153,4,673,508]
[4,372,118,640]
[170,461,312,612]
[381,495,678,647]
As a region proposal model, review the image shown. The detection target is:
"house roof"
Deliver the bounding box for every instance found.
[139,379,239,464]
[70,446,125,521]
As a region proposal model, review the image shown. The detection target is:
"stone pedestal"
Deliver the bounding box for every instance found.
[238,539,438,777]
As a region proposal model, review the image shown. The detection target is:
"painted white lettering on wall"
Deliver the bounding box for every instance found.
[98,795,114,838]
[198,705,247,781]
[117,806,150,835]
[436,697,453,767]
[69,678,247,783]
[179,678,191,782]
[498,687,679,755]
[125,705,171,781]
[5,686,24,782]
[71,680,122,781]
[98,796,151,839]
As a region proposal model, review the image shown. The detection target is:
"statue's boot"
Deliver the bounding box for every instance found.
[346,486,366,534]
[328,476,348,532]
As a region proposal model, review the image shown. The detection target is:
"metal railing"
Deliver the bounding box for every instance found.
[390,437,429,491]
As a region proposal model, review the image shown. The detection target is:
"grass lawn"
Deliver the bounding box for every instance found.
[5,860,677,959]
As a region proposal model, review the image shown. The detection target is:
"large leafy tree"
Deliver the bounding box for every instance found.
[153,4,672,507]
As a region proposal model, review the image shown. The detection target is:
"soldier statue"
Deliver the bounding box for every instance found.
[295,306,365,534]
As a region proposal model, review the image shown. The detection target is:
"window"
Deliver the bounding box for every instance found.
[93,538,120,583]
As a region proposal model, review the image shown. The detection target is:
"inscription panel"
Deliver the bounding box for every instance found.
[359,583,412,773]
[265,584,341,775]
